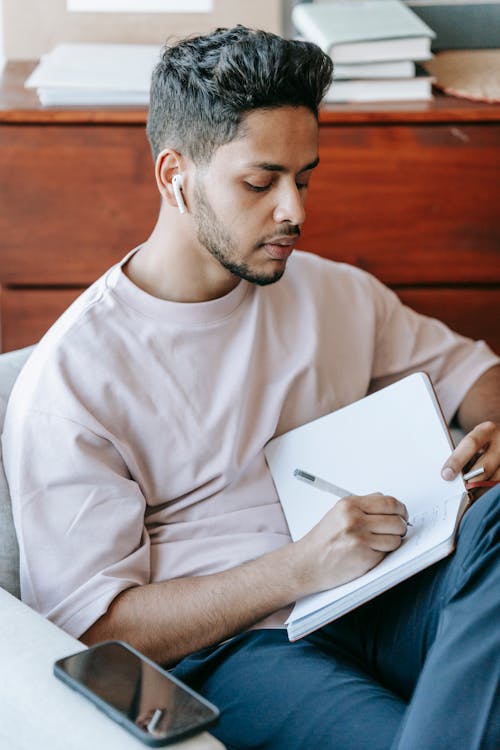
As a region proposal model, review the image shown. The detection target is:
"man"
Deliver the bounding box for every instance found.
[3,27,500,749]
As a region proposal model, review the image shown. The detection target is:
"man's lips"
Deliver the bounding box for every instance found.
[260,236,299,261]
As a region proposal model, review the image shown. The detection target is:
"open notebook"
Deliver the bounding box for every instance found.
[264,372,468,641]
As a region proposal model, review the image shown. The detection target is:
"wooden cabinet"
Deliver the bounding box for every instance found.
[1,62,499,352]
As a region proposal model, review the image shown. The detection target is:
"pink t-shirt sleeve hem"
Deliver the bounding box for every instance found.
[434,342,500,423]
[48,581,139,639]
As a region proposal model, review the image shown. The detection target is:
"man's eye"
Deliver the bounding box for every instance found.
[296,182,309,191]
[245,182,272,193]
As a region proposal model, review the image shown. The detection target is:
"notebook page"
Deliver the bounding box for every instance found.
[265,372,464,542]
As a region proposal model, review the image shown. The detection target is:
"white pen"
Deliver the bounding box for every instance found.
[463,466,485,481]
[293,468,352,498]
[294,468,413,525]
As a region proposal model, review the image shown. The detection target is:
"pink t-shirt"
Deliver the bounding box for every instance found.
[3,250,498,638]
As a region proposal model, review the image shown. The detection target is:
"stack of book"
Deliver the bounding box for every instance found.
[292,0,436,103]
[24,43,161,107]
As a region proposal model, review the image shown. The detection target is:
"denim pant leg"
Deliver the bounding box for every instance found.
[174,486,500,750]
[174,627,406,750]
[389,485,500,749]
[327,486,500,749]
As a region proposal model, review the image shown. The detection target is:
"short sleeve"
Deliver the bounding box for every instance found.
[3,408,150,638]
[367,275,500,422]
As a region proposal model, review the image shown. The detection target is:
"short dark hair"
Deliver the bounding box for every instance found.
[146,25,333,163]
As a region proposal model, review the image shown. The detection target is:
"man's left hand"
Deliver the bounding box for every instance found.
[442,421,500,489]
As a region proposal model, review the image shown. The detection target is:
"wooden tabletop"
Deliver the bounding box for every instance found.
[2,60,500,124]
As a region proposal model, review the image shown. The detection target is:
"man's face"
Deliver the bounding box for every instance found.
[189,106,319,286]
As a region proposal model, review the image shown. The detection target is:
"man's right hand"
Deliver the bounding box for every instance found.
[82,492,409,665]
[292,493,410,596]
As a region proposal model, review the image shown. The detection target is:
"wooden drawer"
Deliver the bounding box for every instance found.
[1,63,499,357]
[0,124,158,286]
[302,124,500,285]
[396,287,500,355]
[0,287,83,351]
[1,123,499,289]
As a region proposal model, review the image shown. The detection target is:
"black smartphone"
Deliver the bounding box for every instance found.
[54,640,219,746]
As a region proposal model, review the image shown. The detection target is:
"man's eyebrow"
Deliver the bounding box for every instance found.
[247,157,320,174]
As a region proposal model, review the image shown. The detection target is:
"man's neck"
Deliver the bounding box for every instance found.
[123,210,240,303]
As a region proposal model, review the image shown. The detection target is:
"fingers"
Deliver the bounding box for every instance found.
[300,493,409,594]
[336,493,409,553]
[365,513,409,538]
[368,532,407,552]
[356,492,409,523]
[442,421,500,481]
[356,500,409,552]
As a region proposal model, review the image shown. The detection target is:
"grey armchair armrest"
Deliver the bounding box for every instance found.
[0,346,34,598]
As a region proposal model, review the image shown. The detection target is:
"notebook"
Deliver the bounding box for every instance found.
[264,372,468,640]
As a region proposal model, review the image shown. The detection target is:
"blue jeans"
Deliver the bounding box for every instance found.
[173,487,500,749]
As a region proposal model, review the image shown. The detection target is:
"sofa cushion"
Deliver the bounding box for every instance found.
[0,346,35,597]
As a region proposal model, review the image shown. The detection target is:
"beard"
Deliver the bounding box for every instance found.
[192,179,293,287]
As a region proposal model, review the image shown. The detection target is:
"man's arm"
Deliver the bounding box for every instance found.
[82,492,409,665]
[441,364,500,482]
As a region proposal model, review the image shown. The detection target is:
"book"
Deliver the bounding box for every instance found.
[34,89,149,107]
[24,43,160,107]
[292,1,435,63]
[264,372,468,641]
[325,71,433,102]
[333,59,416,79]
[407,2,500,51]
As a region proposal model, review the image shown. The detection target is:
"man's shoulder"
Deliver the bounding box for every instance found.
[4,265,125,421]
[285,250,376,292]
[29,278,112,367]
[290,250,366,278]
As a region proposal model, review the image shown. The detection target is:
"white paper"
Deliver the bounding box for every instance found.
[67,0,213,11]
[288,490,463,624]
[266,373,463,538]
[25,44,161,92]
[36,89,150,106]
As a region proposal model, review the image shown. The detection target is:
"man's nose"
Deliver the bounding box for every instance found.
[273,182,307,226]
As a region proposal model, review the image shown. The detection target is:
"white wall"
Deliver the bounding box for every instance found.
[0,2,5,71]
[2,0,283,61]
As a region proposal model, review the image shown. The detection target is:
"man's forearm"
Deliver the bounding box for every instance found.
[81,542,303,666]
[457,364,500,432]
[442,363,500,483]
[81,491,410,666]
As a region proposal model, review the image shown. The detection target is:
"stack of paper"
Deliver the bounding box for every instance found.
[24,43,161,106]
[293,0,436,103]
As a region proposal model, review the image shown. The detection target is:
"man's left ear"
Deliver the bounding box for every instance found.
[155,149,188,213]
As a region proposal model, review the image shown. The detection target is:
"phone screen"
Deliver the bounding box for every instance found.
[54,641,219,746]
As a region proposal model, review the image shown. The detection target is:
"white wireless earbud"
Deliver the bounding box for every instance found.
[172,174,187,214]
